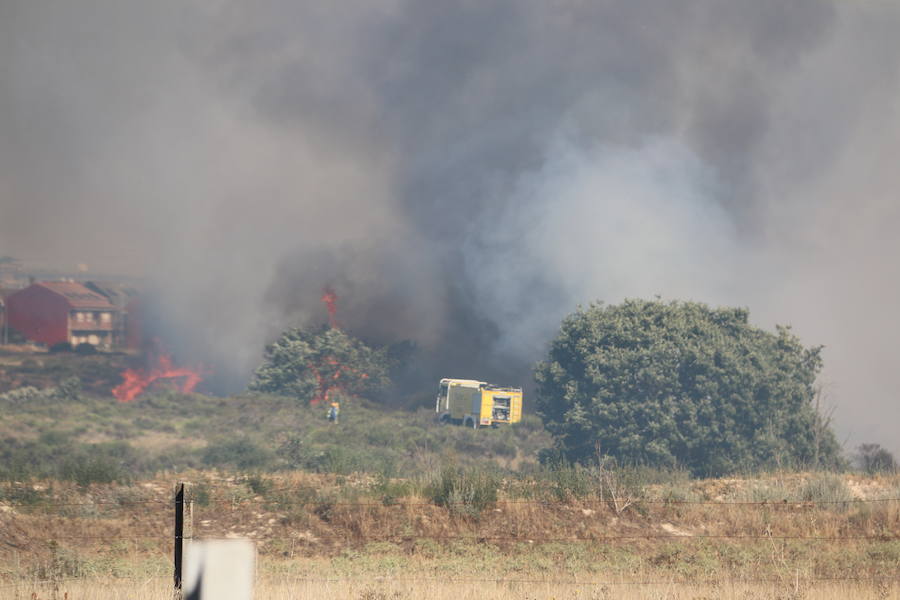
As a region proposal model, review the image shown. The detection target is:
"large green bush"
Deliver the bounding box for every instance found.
[535,299,842,475]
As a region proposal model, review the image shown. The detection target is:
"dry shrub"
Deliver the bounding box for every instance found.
[546,463,600,502]
[358,587,408,600]
[427,465,499,518]
[799,475,853,512]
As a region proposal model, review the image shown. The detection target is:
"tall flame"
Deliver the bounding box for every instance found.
[306,286,369,405]
[112,354,203,402]
[321,286,339,329]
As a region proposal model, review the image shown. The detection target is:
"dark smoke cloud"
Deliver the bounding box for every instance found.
[2,1,900,455]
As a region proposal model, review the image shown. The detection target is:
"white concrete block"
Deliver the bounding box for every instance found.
[184,539,255,600]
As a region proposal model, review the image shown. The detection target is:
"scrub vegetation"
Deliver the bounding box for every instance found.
[1,470,898,599]
[0,302,897,597]
[0,388,552,483]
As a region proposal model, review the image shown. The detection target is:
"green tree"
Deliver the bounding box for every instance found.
[534,299,842,475]
[250,326,390,404]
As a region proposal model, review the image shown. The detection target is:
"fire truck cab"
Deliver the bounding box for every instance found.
[436,378,523,428]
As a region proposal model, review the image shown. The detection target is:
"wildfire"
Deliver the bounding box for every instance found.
[112,353,204,402]
[308,356,369,405]
[306,286,369,405]
[321,286,339,329]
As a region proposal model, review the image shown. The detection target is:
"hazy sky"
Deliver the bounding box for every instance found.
[1,1,899,455]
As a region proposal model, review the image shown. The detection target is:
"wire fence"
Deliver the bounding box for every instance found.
[3,494,899,508]
[6,500,900,544]
[29,532,899,542]
[3,492,898,542]
[2,493,899,595]
[2,573,900,591]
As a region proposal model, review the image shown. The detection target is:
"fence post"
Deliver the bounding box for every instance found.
[174,482,185,599]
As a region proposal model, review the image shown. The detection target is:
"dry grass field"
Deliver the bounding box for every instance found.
[1,471,898,599]
[7,575,900,600]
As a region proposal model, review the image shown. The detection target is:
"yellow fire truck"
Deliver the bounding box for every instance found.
[435,378,523,428]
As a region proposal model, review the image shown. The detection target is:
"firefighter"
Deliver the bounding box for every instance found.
[327,400,340,424]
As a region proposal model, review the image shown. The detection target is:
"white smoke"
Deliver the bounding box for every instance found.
[466,137,737,359]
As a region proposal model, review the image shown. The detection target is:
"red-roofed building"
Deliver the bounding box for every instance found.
[6,281,119,348]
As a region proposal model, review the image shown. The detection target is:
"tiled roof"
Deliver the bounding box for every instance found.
[36,282,116,309]
[84,281,139,304]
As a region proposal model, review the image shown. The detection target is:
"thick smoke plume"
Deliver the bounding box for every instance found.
[2,1,900,454]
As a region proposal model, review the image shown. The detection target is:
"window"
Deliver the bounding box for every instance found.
[100,312,111,324]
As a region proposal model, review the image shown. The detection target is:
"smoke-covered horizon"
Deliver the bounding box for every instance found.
[2,1,900,455]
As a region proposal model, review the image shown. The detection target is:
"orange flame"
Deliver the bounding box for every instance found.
[112,354,204,402]
[307,356,369,405]
[307,286,370,405]
[321,286,339,329]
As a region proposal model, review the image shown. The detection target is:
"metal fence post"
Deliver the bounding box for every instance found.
[174,482,185,599]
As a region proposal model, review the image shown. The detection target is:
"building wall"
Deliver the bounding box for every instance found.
[70,310,115,347]
[6,285,70,346]
[125,296,143,351]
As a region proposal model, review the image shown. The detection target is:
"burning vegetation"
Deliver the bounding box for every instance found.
[112,352,204,402]
[307,356,370,405]
[320,286,339,329]
[251,288,389,405]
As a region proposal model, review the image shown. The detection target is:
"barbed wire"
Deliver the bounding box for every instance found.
[23,532,900,542]
[177,476,900,506]
[0,576,155,590]
[241,533,900,542]
[1,573,898,590]
[252,573,900,586]
[2,495,899,508]
[0,497,900,508]
[226,496,900,507]
[0,498,169,507]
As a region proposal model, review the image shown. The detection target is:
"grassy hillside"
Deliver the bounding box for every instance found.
[0,387,553,482]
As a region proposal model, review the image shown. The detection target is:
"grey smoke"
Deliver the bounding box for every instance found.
[1,1,899,455]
